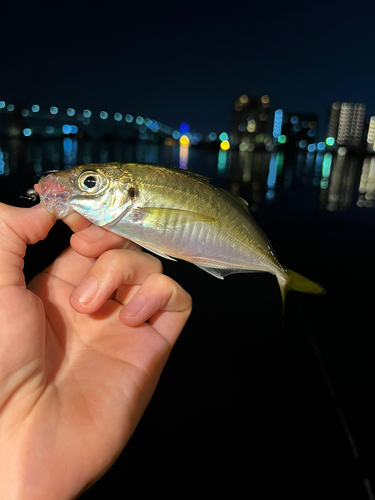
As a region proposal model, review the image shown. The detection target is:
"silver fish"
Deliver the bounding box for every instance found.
[38,163,325,305]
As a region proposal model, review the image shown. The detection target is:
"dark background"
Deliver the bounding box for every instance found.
[1,1,375,498]
[1,0,375,136]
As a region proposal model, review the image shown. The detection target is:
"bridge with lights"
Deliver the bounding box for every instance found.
[0,100,232,149]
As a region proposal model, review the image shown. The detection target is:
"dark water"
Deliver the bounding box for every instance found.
[1,136,375,499]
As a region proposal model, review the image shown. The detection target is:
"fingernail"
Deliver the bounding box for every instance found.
[71,275,98,304]
[122,295,146,317]
[75,224,106,242]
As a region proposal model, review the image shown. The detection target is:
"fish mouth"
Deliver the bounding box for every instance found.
[38,173,73,219]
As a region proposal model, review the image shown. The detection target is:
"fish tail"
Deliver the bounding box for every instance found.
[277,269,325,312]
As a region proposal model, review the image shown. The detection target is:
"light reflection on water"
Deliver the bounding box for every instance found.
[0,136,374,215]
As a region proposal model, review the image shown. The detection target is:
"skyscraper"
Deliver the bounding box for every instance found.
[366,116,375,153]
[274,112,317,149]
[232,94,271,150]
[326,102,366,148]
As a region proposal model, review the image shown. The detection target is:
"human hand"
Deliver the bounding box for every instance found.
[0,203,192,499]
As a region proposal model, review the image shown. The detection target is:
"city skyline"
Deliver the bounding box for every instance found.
[1,96,374,154]
[1,1,375,137]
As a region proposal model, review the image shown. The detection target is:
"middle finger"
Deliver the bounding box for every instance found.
[69,249,163,313]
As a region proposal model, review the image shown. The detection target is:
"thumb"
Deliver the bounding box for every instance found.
[0,203,55,288]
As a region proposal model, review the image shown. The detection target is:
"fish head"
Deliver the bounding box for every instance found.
[38,164,136,226]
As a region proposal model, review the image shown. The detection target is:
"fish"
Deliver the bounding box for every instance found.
[38,162,325,306]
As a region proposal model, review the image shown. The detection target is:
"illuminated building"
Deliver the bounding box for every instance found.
[232,94,271,150]
[273,111,317,149]
[366,116,375,153]
[326,102,366,148]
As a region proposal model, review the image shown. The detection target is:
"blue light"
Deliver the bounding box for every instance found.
[298,140,307,148]
[144,118,152,128]
[50,106,58,114]
[23,128,32,137]
[172,130,181,139]
[238,123,246,132]
[32,104,40,112]
[21,109,29,117]
[307,129,315,137]
[100,111,108,119]
[291,115,299,124]
[70,125,78,134]
[64,137,72,153]
[136,116,144,125]
[307,144,316,152]
[317,142,325,151]
[125,114,134,123]
[266,190,275,201]
[179,122,190,133]
[0,101,5,109]
[114,112,123,121]
[83,109,92,118]
[45,126,54,134]
[63,124,72,134]
[267,153,277,190]
[273,109,283,138]
[150,120,159,131]
[67,108,75,116]
[208,132,217,141]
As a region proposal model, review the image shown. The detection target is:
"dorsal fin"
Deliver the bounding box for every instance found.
[217,187,250,213]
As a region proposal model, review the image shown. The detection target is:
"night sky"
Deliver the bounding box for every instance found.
[2,0,375,136]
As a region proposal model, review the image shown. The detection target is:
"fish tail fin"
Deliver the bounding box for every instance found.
[276,269,325,313]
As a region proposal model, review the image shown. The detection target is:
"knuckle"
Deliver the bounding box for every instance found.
[142,252,163,273]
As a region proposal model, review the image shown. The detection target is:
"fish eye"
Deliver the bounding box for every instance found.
[84,176,96,189]
[78,171,102,193]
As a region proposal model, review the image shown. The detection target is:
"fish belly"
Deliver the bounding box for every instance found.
[108,211,278,274]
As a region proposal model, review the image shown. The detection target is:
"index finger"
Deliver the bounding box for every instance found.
[62,211,141,257]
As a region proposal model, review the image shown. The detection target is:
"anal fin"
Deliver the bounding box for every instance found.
[194,265,258,280]
[138,242,177,261]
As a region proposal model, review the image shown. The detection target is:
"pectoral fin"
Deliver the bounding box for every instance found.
[139,207,217,227]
